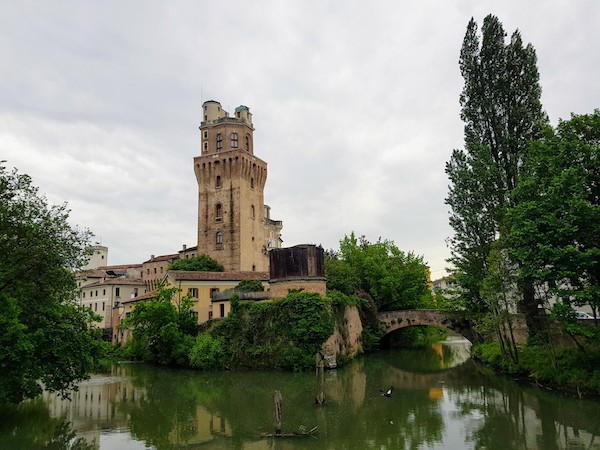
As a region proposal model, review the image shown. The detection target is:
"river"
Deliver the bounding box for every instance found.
[2,338,600,449]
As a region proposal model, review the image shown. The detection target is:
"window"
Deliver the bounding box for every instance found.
[216,133,222,150]
[208,311,213,320]
[160,266,163,273]
[245,135,250,151]
[251,205,255,219]
[250,177,254,189]
[147,268,150,275]
[95,290,98,296]
[189,288,198,298]
[215,203,223,221]
[204,142,208,151]
[231,132,238,148]
[116,287,120,297]
[203,131,208,139]
[220,303,225,318]
[94,303,97,312]
[216,231,223,245]
[83,292,85,298]
[154,268,157,274]
[134,288,138,296]
[102,302,105,311]
[103,289,106,295]
[216,175,222,188]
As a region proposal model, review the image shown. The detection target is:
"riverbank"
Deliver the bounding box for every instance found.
[472,342,600,399]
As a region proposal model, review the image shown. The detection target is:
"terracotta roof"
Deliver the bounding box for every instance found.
[77,269,110,278]
[83,278,146,287]
[98,264,142,269]
[143,254,180,263]
[167,271,269,282]
[122,290,158,303]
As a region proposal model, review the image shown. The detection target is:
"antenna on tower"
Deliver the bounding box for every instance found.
[200,83,203,106]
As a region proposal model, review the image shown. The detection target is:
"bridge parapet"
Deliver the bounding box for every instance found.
[378,309,474,341]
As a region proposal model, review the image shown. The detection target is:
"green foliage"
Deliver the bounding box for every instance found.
[189,334,225,370]
[234,278,265,292]
[473,342,600,396]
[507,110,600,316]
[213,291,335,370]
[122,285,197,366]
[168,254,224,272]
[0,164,103,404]
[325,233,431,311]
[445,15,547,319]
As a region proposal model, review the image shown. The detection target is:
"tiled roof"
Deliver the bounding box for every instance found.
[122,290,158,303]
[166,271,269,281]
[98,264,142,269]
[77,269,109,278]
[83,278,146,287]
[143,254,180,263]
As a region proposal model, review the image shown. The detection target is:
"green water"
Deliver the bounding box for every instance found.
[2,339,600,449]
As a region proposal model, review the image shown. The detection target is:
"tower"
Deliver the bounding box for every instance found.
[194,100,282,272]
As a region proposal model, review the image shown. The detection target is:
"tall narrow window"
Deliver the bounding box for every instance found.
[251,205,255,219]
[215,203,223,221]
[250,177,254,189]
[245,135,250,151]
[216,133,222,150]
[116,287,120,297]
[216,175,222,188]
[231,132,238,148]
[216,231,223,245]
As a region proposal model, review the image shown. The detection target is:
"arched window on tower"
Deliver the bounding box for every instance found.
[250,177,254,189]
[216,231,223,246]
[216,133,222,151]
[216,175,222,188]
[231,133,238,148]
[245,135,250,151]
[215,203,223,221]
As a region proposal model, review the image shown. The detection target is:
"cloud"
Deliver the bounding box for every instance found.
[1,0,598,278]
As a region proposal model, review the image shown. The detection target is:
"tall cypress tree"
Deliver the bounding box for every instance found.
[445,15,548,326]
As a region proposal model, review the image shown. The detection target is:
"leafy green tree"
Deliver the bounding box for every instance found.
[234,278,265,292]
[445,15,548,329]
[508,111,600,322]
[122,284,197,366]
[0,163,103,404]
[325,233,431,310]
[168,254,224,272]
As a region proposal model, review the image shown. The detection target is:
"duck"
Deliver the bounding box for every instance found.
[380,386,393,398]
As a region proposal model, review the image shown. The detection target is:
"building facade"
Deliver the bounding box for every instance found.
[194,100,282,272]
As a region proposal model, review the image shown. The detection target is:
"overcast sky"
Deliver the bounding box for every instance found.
[1,1,598,279]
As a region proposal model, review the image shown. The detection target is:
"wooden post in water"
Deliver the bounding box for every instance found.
[274,390,282,435]
[315,353,325,406]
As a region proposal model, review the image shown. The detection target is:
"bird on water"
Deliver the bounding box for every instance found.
[380,386,393,398]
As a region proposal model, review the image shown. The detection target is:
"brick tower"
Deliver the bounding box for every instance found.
[193,100,282,272]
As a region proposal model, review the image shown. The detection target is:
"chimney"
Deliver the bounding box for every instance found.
[183,244,187,251]
[151,255,155,261]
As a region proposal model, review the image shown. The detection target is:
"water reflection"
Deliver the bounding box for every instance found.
[3,339,600,449]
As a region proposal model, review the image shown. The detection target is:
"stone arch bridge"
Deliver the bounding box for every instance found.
[377,309,529,344]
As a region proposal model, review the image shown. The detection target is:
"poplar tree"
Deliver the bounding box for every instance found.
[445,16,548,325]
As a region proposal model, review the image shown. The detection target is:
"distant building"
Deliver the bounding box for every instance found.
[194,100,282,272]
[83,245,108,270]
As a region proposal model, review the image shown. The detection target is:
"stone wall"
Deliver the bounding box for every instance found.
[321,305,363,368]
[269,278,327,299]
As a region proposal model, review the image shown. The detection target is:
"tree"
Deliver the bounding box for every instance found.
[0,163,103,404]
[122,284,197,366]
[508,111,600,321]
[325,233,431,310]
[445,15,548,330]
[168,254,224,272]
[234,278,265,292]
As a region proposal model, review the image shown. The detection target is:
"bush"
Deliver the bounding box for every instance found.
[189,334,225,370]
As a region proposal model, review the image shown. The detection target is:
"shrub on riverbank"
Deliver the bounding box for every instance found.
[472,342,600,397]
[210,291,335,370]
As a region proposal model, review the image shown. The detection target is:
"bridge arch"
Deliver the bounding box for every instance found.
[377,310,475,342]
